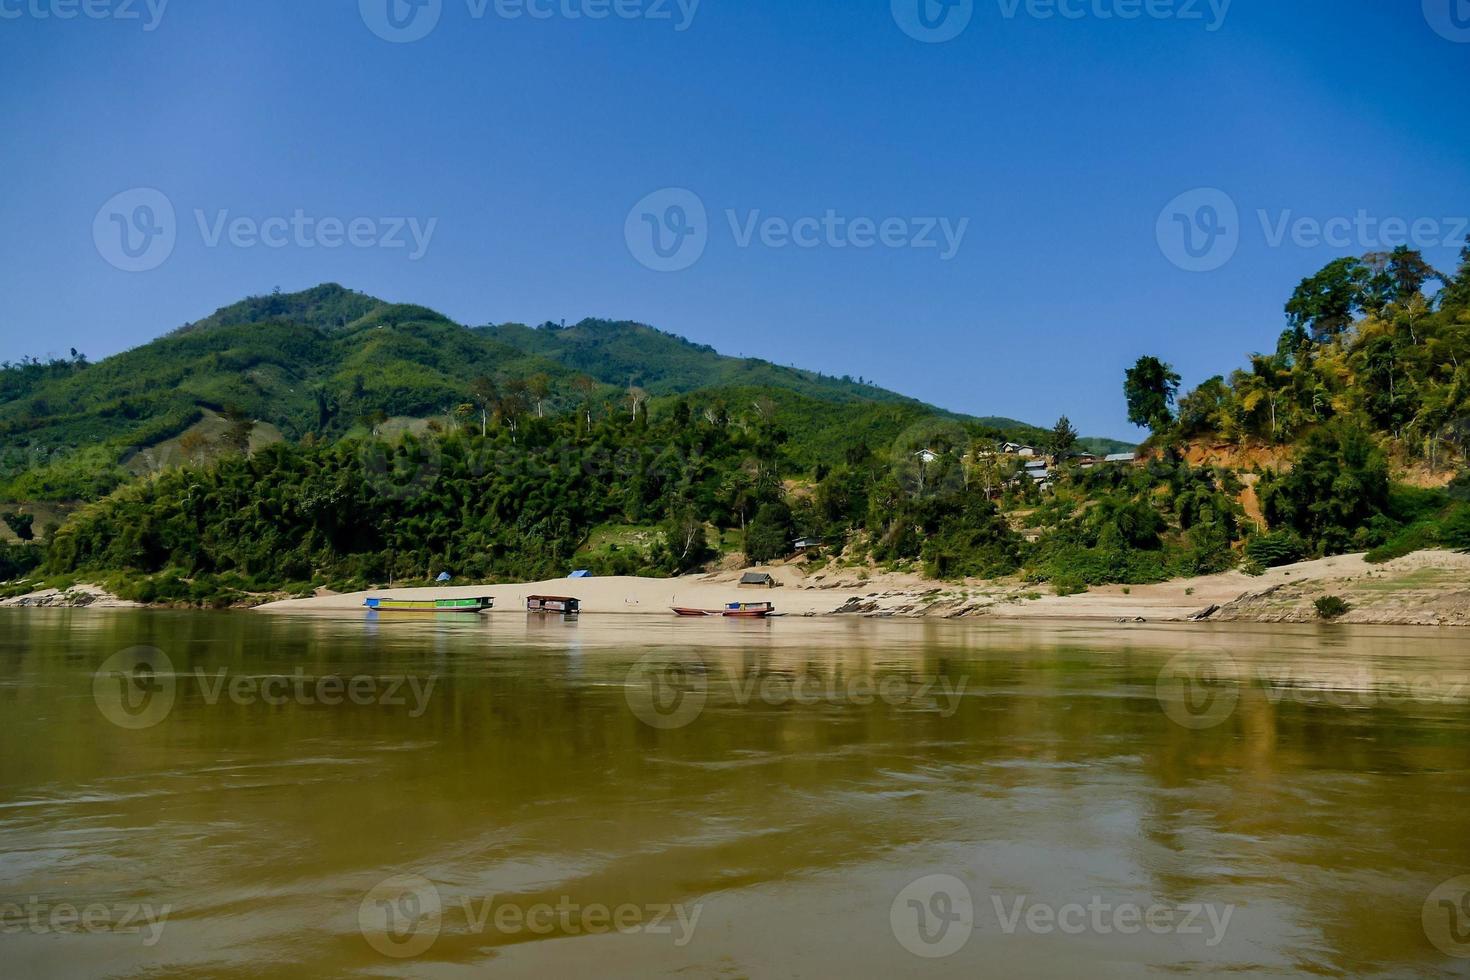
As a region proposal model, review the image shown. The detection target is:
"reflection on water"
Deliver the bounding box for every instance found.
[1,609,1468,978]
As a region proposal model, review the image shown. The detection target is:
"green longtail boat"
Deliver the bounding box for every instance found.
[364,597,494,614]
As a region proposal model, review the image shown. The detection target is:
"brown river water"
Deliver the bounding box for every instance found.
[1,609,1469,978]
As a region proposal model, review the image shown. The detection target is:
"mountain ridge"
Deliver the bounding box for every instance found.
[0,284,1133,502]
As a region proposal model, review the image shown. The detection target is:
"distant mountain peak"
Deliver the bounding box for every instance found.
[173,283,389,336]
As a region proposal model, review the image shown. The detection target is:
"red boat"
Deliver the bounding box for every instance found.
[672,602,776,618]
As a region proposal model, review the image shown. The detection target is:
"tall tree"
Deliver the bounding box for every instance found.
[1048,416,1078,463]
[572,375,598,427]
[528,373,551,417]
[1124,356,1182,433]
[221,405,256,456]
[1285,257,1366,341]
[468,376,498,437]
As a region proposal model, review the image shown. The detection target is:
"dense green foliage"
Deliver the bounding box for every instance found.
[1167,244,1470,457]
[13,245,1470,604]
[1025,456,1241,590]
[0,542,41,581]
[0,285,1127,503]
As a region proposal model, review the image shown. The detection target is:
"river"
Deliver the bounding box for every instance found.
[2,609,1468,977]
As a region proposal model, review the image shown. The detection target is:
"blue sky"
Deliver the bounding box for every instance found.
[1,0,1467,439]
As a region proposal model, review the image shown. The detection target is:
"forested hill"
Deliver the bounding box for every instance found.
[0,284,1130,502]
[8,246,1469,603]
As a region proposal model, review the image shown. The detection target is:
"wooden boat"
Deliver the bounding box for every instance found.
[723,602,775,619]
[364,597,493,614]
[527,595,580,615]
[672,607,722,617]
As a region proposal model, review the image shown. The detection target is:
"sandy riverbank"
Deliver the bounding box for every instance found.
[252,550,1470,626]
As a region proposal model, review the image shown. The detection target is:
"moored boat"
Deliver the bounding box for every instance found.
[527,595,580,615]
[723,602,775,618]
[672,607,722,617]
[364,597,494,614]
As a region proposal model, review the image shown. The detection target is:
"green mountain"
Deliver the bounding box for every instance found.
[0,284,1129,502]
[11,247,1468,603]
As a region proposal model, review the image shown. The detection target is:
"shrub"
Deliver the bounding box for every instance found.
[1245,530,1306,568]
[1314,595,1350,620]
[1053,577,1088,597]
[1444,504,1470,552]
[1365,524,1436,564]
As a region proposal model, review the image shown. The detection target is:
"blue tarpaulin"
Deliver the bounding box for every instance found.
[436,572,452,582]
[569,570,592,578]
